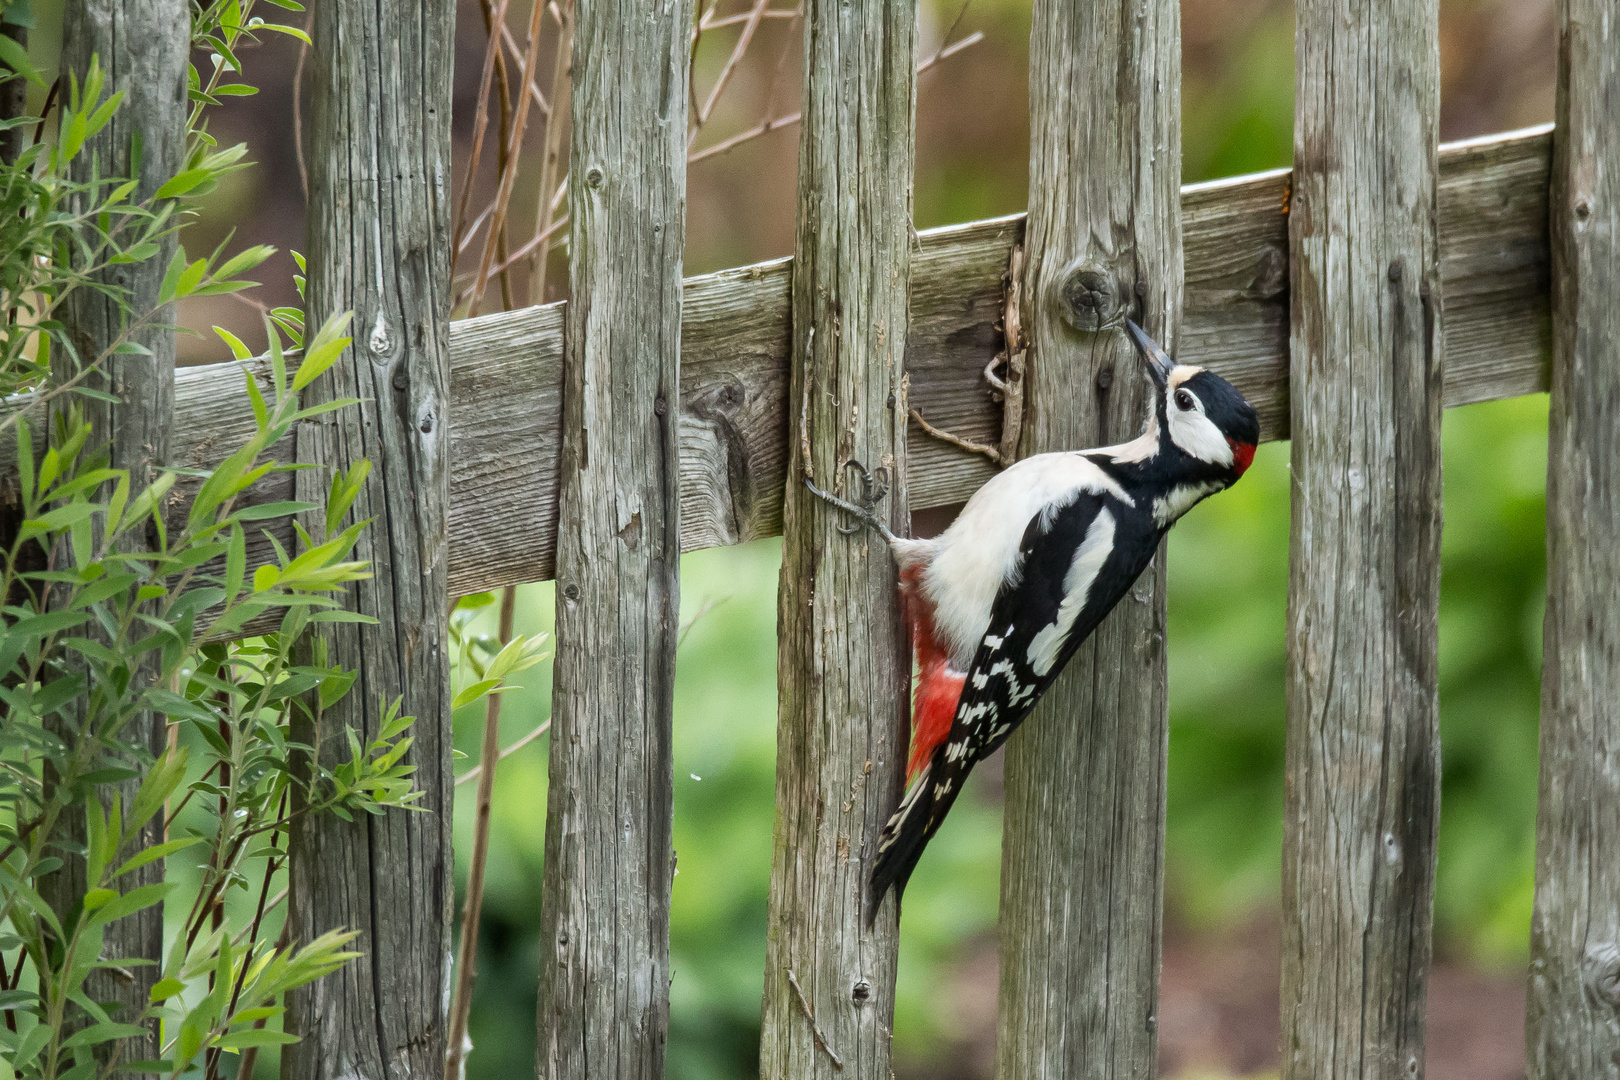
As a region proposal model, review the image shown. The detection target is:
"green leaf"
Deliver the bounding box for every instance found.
[452,678,500,711]
[149,977,185,1002]
[291,311,354,392]
[0,31,45,88]
[215,326,254,361]
[61,1021,149,1049]
[215,1028,299,1049]
[83,881,174,929]
[153,167,214,200]
[113,836,204,880]
[82,887,119,912]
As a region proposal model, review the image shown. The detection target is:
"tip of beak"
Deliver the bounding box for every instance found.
[1124,319,1174,387]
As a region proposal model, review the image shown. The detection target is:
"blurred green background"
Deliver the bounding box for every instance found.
[16,0,1556,1074]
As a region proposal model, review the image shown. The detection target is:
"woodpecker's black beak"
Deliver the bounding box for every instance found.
[1125,319,1174,390]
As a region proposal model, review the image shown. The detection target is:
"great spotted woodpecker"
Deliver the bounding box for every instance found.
[806,319,1260,923]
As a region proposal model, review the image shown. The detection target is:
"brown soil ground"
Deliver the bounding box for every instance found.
[905,915,1527,1080]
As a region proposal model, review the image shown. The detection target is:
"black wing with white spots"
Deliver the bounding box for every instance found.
[867,490,1161,921]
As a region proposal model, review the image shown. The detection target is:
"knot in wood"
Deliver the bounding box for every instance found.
[1056,262,1123,332]
[1575,198,1592,220]
[584,166,605,189]
[1584,942,1620,1009]
[850,979,871,1003]
[561,582,582,603]
[1095,364,1114,393]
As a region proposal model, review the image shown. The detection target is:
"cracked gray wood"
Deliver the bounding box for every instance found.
[26,127,1551,616]
[280,1,455,1077]
[758,3,914,1077]
[1526,2,1620,1075]
[534,3,691,1077]
[1281,2,1444,1077]
[43,1,186,1064]
[992,0,1178,1075]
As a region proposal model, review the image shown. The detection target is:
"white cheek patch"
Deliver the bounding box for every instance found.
[1026,508,1116,677]
[1166,389,1235,467]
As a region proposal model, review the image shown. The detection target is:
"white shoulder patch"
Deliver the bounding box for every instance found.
[1026,508,1116,677]
[920,453,1131,670]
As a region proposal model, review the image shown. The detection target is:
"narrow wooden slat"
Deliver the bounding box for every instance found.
[535,4,691,1075]
[280,1,456,1074]
[1280,2,1444,1077]
[757,2,915,1076]
[1526,2,1620,1073]
[107,128,1550,604]
[45,1,187,1061]
[992,0,1179,1074]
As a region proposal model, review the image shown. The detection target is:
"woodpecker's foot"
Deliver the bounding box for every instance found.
[803,460,898,545]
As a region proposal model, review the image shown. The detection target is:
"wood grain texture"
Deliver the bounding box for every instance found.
[992,1,1179,1076]
[60,128,1551,612]
[1280,3,1444,1078]
[46,0,186,1061]
[757,3,914,1077]
[280,1,455,1077]
[1527,3,1620,1075]
[535,3,690,1076]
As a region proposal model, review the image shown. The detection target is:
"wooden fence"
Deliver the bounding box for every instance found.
[36,0,1620,1077]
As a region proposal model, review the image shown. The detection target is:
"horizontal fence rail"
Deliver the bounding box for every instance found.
[112,125,1555,600]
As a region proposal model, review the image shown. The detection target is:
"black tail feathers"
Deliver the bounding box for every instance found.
[865,761,964,927]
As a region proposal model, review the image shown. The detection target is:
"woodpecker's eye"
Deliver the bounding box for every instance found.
[1174,389,1196,412]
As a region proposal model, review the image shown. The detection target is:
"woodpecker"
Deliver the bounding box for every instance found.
[805,319,1260,924]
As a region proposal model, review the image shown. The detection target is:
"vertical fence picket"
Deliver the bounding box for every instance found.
[1527,1,1620,1073]
[993,0,1181,1073]
[1280,2,1444,1076]
[282,0,456,1075]
[534,4,691,1076]
[47,0,187,1062]
[760,2,916,1077]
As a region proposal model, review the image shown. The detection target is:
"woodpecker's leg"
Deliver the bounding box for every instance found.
[803,460,899,545]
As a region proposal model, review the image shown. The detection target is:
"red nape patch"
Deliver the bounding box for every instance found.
[909,661,965,782]
[1229,439,1257,476]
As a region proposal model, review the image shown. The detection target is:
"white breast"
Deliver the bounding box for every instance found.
[918,452,1129,670]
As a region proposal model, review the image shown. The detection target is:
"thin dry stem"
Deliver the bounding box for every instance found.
[443,587,517,1080]
[525,0,574,300]
[452,0,515,262]
[690,0,774,145]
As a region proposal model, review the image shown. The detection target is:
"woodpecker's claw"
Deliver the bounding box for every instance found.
[802,460,898,545]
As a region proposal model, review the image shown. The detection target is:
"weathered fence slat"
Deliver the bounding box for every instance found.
[992,0,1179,1074]
[45,0,187,1060]
[1526,2,1620,1073]
[281,1,455,1076]
[1280,2,1444,1076]
[534,4,691,1076]
[116,127,1550,609]
[758,2,915,1076]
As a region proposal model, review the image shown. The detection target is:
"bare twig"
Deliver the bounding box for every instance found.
[689,0,774,145]
[786,969,843,1070]
[908,241,1024,468]
[293,8,313,198]
[468,0,554,315]
[701,7,795,28]
[444,587,517,1080]
[689,30,985,166]
[451,0,515,261]
[525,0,574,301]
[455,718,551,788]
[677,595,732,649]
[499,21,551,115]
[909,407,1003,464]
